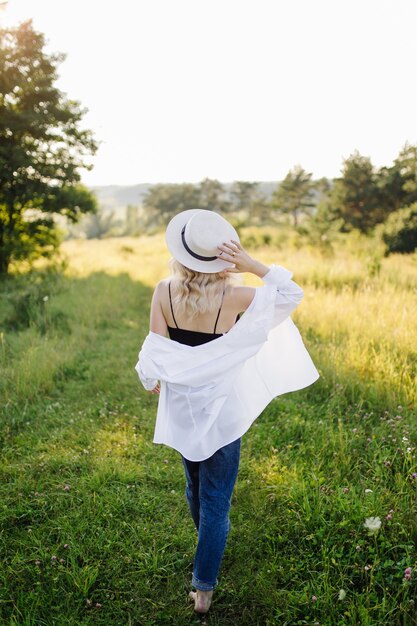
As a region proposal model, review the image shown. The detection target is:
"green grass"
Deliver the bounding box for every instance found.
[0,237,416,625]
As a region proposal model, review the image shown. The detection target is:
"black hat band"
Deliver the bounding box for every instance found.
[181,225,218,262]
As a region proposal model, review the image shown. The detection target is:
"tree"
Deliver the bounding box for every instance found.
[374,144,417,219]
[0,21,97,274]
[270,165,315,227]
[378,203,417,254]
[82,211,117,239]
[376,165,406,215]
[329,152,382,233]
[392,142,417,207]
[143,183,201,226]
[198,178,230,212]
[229,181,261,214]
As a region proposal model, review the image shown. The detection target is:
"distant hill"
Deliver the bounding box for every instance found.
[89,181,281,217]
[89,184,154,217]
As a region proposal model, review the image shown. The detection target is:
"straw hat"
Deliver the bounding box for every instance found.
[165,209,240,273]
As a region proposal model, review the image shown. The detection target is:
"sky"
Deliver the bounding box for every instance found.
[2,0,417,186]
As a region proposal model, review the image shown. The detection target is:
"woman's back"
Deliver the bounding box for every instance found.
[158,279,255,338]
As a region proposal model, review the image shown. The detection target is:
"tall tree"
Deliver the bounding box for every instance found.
[198,178,230,212]
[376,164,405,215]
[270,165,315,226]
[229,181,262,215]
[0,21,97,274]
[375,144,417,218]
[143,183,201,226]
[392,142,417,207]
[329,152,382,233]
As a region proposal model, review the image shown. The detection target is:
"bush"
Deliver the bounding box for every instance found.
[1,268,70,334]
[379,203,417,254]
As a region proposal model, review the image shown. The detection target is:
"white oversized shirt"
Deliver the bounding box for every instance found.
[135,264,320,461]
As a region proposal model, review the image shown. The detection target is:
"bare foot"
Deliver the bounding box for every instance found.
[189,589,213,613]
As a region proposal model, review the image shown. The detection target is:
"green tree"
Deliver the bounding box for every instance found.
[0,21,97,274]
[143,183,200,226]
[270,165,315,227]
[378,203,417,254]
[375,144,417,218]
[329,152,382,233]
[82,211,117,239]
[376,165,405,215]
[392,142,417,207]
[229,181,261,214]
[198,178,230,212]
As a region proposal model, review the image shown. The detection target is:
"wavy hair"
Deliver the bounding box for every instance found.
[169,259,233,319]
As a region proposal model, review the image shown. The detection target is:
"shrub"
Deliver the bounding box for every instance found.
[1,269,70,334]
[379,203,417,254]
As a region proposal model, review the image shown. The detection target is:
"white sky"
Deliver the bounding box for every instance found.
[2,0,417,185]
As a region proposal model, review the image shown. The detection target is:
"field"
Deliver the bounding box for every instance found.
[0,234,416,625]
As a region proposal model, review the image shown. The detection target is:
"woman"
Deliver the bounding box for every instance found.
[135,209,319,614]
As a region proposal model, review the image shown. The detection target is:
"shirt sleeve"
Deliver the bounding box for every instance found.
[135,348,159,391]
[261,264,304,324]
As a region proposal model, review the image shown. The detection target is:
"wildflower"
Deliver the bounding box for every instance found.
[63,484,71,491]
[367,437,372,443]
[311,595,317,602]
[404,567,412,580]
[338,589,346,600]
[352,428,358,433]
[35,560,42,566]
[411,473,417,480]
[95,603,102,608]
[343,487,350,494]
[355,545,361,551]
[85,599,92,607]
[63,543,69,549]
[386,514,392,521]
[364,564,372,571]
[364,516,382,534]
[43,295,49,302]
[59,558,65,564]
[383,461,392,467]
[364,488,373,494]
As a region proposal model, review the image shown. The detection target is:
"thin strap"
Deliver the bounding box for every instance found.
[168,281,179,328]
[213,288,226,334]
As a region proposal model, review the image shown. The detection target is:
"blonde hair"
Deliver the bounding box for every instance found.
[169,259,232,319]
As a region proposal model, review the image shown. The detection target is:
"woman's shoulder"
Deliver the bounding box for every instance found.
[151,278,171,304]
[227,284,256,310]
[154,278,171,292]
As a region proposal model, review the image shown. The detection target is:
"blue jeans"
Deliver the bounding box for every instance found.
[181,437,241,591]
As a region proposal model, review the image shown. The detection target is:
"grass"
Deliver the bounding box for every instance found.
[0,234,416,625]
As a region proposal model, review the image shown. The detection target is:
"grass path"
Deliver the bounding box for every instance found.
[1,240,416,625]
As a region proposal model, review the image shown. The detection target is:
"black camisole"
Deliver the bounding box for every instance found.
[167,281,239,347]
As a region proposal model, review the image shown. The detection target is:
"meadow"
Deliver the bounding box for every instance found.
[0,232,416,625]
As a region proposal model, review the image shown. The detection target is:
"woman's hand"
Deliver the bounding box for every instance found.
[148,383,160,394]
[217,240,270,278]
